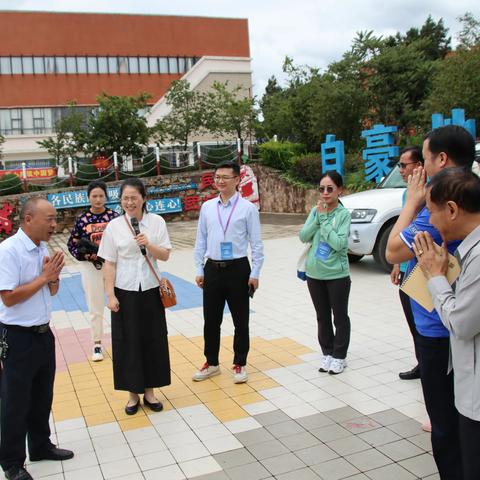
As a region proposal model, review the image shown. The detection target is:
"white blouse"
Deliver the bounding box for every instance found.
[98,213,172,292]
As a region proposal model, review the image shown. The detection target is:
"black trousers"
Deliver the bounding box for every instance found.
[398,272,419,363]
[459,413,480,480]
[203,258,251,366]
[111,287,171,394]
[0,326,55,471]
[416,334,462,480]
[306,276,351,359]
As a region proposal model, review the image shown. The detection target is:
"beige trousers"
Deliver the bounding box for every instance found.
[79,261,105,342]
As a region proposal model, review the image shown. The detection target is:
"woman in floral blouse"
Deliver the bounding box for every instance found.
[67,180,118,361]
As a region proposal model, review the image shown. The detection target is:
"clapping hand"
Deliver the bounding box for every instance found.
[42,251,64,283]
[413,232,449,280]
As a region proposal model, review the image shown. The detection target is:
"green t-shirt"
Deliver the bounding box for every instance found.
[299,204,351,280]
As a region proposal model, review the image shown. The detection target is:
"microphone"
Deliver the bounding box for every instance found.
[130,217,146,256]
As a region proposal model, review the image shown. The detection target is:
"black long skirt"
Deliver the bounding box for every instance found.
[111,287,171,393]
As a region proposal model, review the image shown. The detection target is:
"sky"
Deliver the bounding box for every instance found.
[4,0,480,97]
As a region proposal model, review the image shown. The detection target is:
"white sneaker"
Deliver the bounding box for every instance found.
[319,355,332,372]
[192,363,220,382]
[232,365,248,384]
[329,358,347,375]
[92,345,104,362]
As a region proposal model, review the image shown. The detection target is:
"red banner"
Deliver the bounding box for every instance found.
[0,167,57,179]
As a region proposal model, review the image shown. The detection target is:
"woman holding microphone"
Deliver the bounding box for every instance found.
[98,178,172,415]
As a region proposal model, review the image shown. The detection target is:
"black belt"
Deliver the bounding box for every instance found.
[207,257,247,268]
[0,322,50,334]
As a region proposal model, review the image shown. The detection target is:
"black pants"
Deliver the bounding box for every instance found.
[398,272,419,363]
[459,413,480,480]
[306,276,351,359]
[203,258,251,366]
[0,326,55,471]
[416,334,462,480]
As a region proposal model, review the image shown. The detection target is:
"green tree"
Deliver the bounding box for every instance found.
[0,134,4,159]
[424,46,480,123]
[37,104,86,166]
[153,80,206,150]
[205,81,257,144]
[457,12,480,50]
[84,92,152,158]
[387,15,451,60]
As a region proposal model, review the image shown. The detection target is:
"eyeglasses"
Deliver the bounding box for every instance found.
[214,175,238,181]
[398,162,417,169]
[319,186,335,193]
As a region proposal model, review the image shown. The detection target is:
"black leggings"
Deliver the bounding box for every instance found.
[307,276,351,359]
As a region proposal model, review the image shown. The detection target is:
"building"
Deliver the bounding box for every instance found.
[0,10,252,172]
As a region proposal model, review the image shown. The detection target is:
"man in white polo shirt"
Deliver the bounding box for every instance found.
[0,198,73,480]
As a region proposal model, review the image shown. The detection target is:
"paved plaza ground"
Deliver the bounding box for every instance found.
[28,213,439,480]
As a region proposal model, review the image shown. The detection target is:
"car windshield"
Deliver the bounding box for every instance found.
[378,165,406,189]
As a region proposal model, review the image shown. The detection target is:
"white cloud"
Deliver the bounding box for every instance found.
[5,0,480,95]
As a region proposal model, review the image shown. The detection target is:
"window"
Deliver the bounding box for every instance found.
[178,57,186,73]
[128,57,139,74]
[77,57,87,73]
[0,57,11,74]
[87,57,98,73]
[168,57,178,74]
[10,109,22,134]
[98,57,108,73]
[45,57,55,73]
[11,57,22,74]
[149,57,158,73]
[66,57,77,74]
[33,108,45,134]
[108,57,118,74]
[118,57,129,73]
[23,57,34,74]
[55,57,66,73]
[186,57,194,71]
[159,57,169,73]
[33,57,45,74]
[139,57,149,73]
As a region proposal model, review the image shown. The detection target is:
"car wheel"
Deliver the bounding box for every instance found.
[348,253,364,263]
[373,223,394,273]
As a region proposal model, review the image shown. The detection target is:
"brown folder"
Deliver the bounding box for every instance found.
[400,246,460,312]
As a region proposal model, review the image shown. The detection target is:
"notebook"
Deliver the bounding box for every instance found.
[400,246,461,312]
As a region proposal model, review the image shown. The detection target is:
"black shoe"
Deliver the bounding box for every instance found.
[125,399,140,415]
[399,365,420,380]
[5,466,33,480]
[144,397,164,412]
[30,446,74,462]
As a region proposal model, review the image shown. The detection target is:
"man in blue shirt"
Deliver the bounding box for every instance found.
[0,198,74,480]
[390,146,424,381]
[386,125,475,480]
[193,162,264,384]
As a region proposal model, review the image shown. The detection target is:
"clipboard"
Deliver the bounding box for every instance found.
[400,245,460,312]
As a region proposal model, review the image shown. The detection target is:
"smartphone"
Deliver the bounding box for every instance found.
[248,284,255,298]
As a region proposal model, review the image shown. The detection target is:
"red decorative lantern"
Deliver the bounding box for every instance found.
[93,155,112,172]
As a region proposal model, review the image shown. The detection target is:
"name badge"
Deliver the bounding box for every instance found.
[315,242,332,260]
[220,242,234,260]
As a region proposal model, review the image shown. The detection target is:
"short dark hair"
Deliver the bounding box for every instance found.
[429,168,480,213]
[19,196,48,222]
[215,161,240,176]
[400,146,423,165]
[320,171,343,188]
[424,125,475,169]
[119,178,148,212]
[87,180,108,198]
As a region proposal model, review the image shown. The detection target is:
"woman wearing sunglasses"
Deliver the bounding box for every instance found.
[299,172,352,374]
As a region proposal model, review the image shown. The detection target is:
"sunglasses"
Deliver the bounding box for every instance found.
[398,161,417,169]
[319,186,335,193]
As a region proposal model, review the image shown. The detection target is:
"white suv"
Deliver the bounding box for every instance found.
[341,167,405,272]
